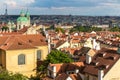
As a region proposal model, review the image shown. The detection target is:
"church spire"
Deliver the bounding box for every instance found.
[26,9,30,17]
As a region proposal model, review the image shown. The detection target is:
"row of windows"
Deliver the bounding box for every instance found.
[18,50,41,65]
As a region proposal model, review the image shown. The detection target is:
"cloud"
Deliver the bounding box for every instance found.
[4,0,17,7]
[30,0,99,8]
[29,0,120,8]
[21,0,35,4]
[3,0,35,8]
[1,0,120,15]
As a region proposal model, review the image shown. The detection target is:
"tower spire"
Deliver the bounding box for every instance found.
[4,4,8,16]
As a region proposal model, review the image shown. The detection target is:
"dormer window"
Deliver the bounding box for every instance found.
[99,64,109,69]
[29,40,32,43]
[98,52,106,57]
[18,42,22,45]
[67,71,74,74]
[4,43,7,46]
[108,56,116,60]
[102,53,106,57]
[91,62,99,66]
[105,65,109,69]
[40,39,44,42]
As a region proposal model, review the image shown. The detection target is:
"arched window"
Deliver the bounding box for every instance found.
[18,54,25,65]
[37,50,41,60]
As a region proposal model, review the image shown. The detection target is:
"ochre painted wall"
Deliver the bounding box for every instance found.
[0,45,48,77]
[37,45,48,60]
[6,49,37,77]
[103,59,120,80]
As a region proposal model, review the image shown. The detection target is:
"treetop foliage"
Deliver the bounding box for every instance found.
[70,26,102,33]
[46,49,73,64]
[0,67,28,80]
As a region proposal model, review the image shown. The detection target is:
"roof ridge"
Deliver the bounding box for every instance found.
[2,36,11,44]
[6,36,16,50]
[0,36,16,50]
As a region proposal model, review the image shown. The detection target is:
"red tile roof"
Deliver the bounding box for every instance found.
[55,73,82,80]
[83,48,120,76]
[55,73,68,80]
[0,34,47,50]
[49,62,84,75]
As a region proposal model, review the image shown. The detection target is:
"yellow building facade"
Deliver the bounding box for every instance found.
[0,34,48,77]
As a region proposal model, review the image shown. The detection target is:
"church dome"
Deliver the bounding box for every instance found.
[17,17,28,22]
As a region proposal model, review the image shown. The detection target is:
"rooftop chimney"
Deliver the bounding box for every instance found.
[93,39,97,49]
[48,36,51,53]
[98,69,104,80]
[96,42,101,50]
[86,53,92,64]
[117,46,120,54]
[52,66,56,78]
[75,69,79,73]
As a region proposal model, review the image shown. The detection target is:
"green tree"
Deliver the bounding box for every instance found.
[37,60,49,79]
[69,28,76,33]
[12,73,28,80]
[49,25,55,30]
[70,26,102,33]
[37,50,73,78]
[74,26,85,32]
[70,26,85,33]
[0,67,28,80]
[109,26,120,32]
[47,50,73,64]
[90,27,102,31]
[55,27,65,33]
[1,26,9,31]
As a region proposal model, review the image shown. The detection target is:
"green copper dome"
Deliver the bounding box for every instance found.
[17,17,28,22]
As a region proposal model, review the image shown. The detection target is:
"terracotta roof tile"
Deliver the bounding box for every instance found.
[49,62,84,75]
[83,48,120,76]
[0,34,47,50]
[69,74,82,80]
[55,73,68,80]
[61,47,81,55]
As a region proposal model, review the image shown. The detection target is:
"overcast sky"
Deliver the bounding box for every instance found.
[1,0,120,15]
